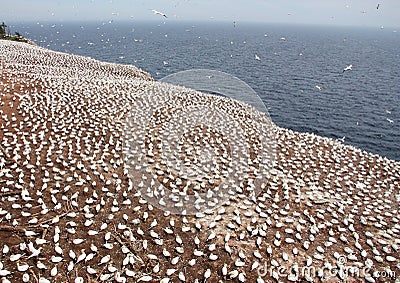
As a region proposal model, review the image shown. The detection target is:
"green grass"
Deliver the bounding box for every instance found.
[0,35,30,43]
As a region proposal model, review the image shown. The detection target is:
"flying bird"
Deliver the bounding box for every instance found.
[315,85,322,91]
[151,9,167,18]
[342,64,352,73]
[255,54,261,61]
[377,3,380,9]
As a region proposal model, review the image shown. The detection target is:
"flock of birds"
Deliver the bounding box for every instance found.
[0,40,399,282]
[149,3,382,21]
[124,81,275,215]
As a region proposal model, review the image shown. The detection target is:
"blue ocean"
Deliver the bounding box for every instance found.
[11,21,400,160]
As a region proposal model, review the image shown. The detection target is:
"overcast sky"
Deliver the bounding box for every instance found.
[1,0,399,28]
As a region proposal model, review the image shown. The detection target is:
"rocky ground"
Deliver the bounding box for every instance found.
[0,40,399,283]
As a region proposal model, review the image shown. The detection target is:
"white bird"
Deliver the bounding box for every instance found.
[85,253,95,262]
[99,255,111,265]
[343,64,352,72]
[255,54,261,61]
[27,242,42,258]
[151,9,167,18]
[76,249,86,263]
[2,245,9,254]
[87,266,97,274]
[386,118,394,124]
[0,270,11,276]
[55,245,63,255]
[315,85,322,91]
[204,269,211,280]
[17,263,30,272]
[51,265,58,277]
[10,254,22,261]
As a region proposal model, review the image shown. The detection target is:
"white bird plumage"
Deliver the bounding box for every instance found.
[343,64,352,72]
[151,9,167,18]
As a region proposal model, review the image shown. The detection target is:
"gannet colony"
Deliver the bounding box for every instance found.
[1,40,399,283]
